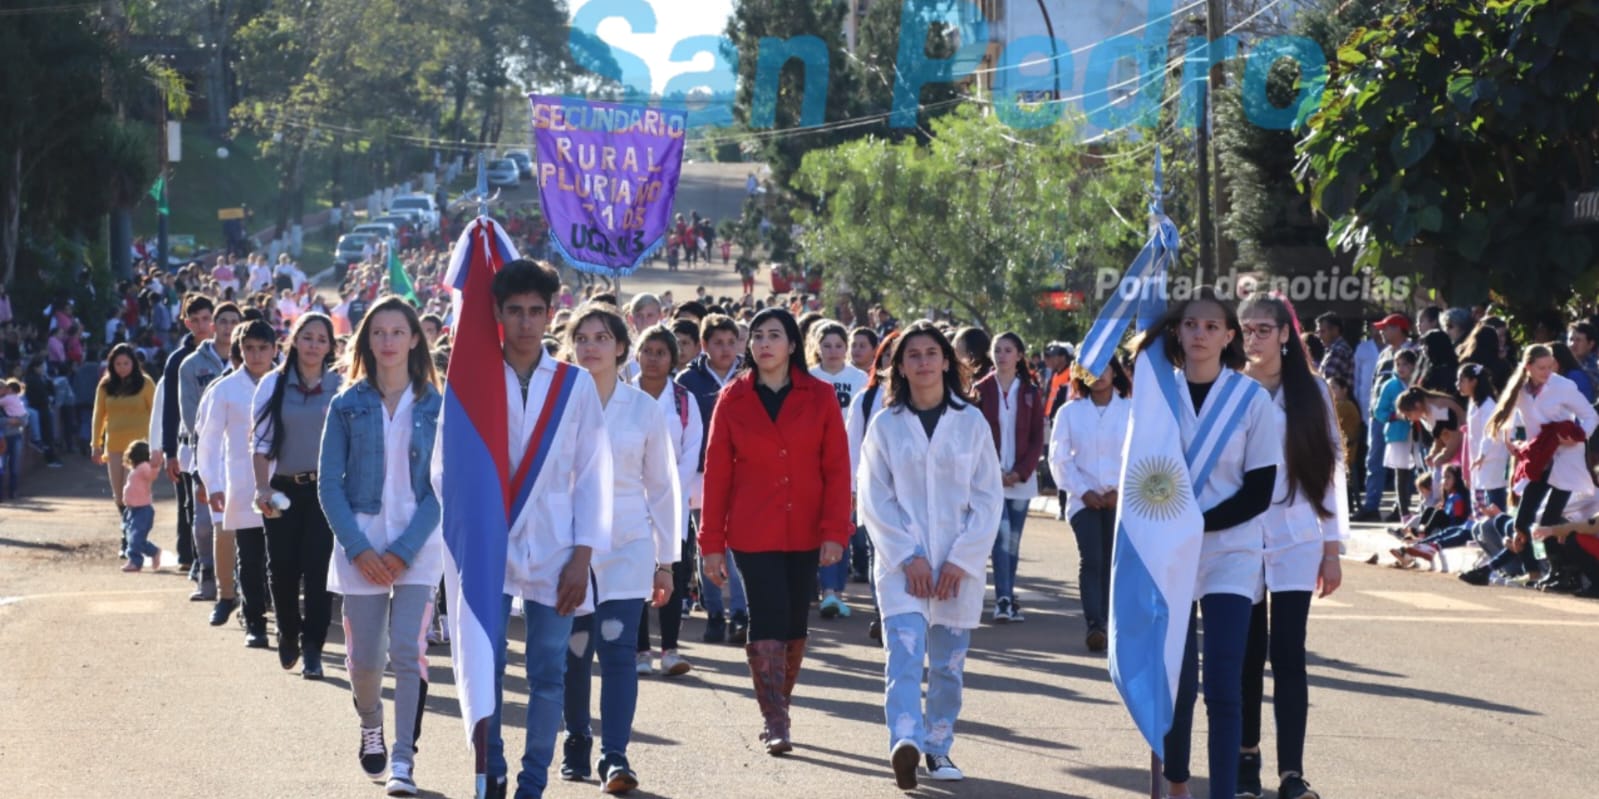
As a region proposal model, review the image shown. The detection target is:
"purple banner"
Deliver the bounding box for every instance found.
[528,95,687,276]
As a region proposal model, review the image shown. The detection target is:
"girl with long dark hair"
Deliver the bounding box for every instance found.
[952,327,993,383]
[858,321,1002,789]
[1456,363,1508,512]
[845,329,900,643]
[91,342,154,545]
[1234,294,1344,799]
[974,331,1044,624]
[700,307,852,755]
[1396,385,1468,495]
[318,297,443,796]
[251,312,340,676]
[1137,289,1281,799]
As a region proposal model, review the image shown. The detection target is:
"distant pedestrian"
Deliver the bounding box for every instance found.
[119,440,162,572]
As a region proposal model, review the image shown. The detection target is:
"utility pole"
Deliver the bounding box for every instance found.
[1207,0,1230,270]
[1192,0,1228,275]
[157,83,170,273]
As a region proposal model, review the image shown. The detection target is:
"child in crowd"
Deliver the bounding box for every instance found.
[1386,472,1434,543]
[1390,466,1478,570]
[1395,464,1469,542]
[120,440,161,572]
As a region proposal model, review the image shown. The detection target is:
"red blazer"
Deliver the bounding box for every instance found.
[975,373,1046,482]
[699,365,853,555]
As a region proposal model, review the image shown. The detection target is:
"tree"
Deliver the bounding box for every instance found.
[792,106,1150,345]
[1295,0,1599,315]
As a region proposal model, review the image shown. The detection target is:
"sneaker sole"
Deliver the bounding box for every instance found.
[603,772,639,794]
[927,770,964,782]
[385,779,418,796]
[361,766,387,783]
[664,662,693,676]
[891,744,920,789]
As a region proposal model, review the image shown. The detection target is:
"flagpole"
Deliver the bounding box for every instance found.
[1151,752,1162,799]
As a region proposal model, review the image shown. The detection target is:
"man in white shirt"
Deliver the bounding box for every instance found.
[465,259,613,799]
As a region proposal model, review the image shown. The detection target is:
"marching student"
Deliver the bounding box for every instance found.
[808,320,869,619]
[195,320,277,646]
[1236,295,1345,799]
[318,297,445,796]
[159,295,206,569]
[633,324,702,678]
[1139,288,1282,799]
[850,326,880,373]
[1048,357,1131,653]
[558,306,680,793]
[251,312,341,676]
[700,307,852,756]
[846,329,900,643]
[973,332,1045,624]
[1473,344,1599,591]
[461,260,612,799]
[178,300,241,601]
[857,321,1002,790]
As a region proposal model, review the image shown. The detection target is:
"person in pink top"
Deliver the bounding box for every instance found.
[121,439,163,572]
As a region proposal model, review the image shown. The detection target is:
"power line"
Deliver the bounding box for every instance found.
[0,2,99,15]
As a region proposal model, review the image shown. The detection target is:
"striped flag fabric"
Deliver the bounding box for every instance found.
[438,215,521,793]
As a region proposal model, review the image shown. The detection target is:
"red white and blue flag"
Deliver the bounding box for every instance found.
[437,215,524,794]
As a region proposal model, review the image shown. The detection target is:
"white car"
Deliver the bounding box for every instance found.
[504,150,533,179]
[486,158,520,188]
[388,194,439,234]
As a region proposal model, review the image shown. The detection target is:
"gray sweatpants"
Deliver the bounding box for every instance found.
[342,585,435,767]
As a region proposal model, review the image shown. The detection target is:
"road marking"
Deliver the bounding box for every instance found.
[1502,595,1599,615]
[88,600,160,614]
[1311,614,1599,627]
[1312,597,1352,608]
[0,588,178,607]
[1358,590,1495,612]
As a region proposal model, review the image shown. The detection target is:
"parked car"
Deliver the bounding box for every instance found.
[504,150,533,178]
[388,193,439,233]
[372,213,418,237]
[487,158,521,188]
[335,233,377,279]
[351,222,399,249]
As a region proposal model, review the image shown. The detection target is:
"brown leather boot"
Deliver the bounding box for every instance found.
[781,638,807,708]
[745,640,791,754]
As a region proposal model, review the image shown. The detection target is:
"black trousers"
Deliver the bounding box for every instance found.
[639,537,694,652]
[235,527,270,630]
[1241,590,1313,777]
[264,478,335,653]
[175,470,196,565]
[730,548,820,643]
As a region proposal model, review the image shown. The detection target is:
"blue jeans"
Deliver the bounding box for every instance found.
[1361,421,1386,513]
[123,505,158,566]
[1163,593,1253,797]
[989,498,1031,601]
[699,523,746,617]
[1070,507,1116,631]
[486,596,574,799]
[564,598,644,760]
[850,523,872,576]
[2,433,21,498]
[882,613,970,756]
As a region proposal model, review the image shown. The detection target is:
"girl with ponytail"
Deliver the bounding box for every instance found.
[1234,293,1345,799]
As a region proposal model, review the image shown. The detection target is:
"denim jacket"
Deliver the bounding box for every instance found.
[317,380,442,565]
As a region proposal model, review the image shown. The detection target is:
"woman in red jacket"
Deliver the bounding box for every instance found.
[700,307,853,756]
[974,331,1045,623]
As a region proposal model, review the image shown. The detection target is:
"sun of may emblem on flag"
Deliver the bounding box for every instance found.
[1126,455,1190,521]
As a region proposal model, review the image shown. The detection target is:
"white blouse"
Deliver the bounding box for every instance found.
[1260,382,1347,595]
[845,384,886,478]
[331,390,445,596]
[1049,394,1132,519]
[650,382,703,525]
[994,376,1034,501]
[1468,397,1510,491]
[195,369,264,532]
[1514,372,1599,493]
[1184,368,1283,601]
[588,382,681,607]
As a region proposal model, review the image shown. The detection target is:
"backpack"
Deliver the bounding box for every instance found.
[672,382,690,428]
[858,384,880,429]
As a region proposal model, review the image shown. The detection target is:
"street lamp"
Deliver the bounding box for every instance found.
[1034,0,1062,101]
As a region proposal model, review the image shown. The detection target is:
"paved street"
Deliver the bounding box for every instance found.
[1,461,1594,798]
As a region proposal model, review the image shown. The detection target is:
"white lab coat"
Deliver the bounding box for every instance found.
[147,378,165,464]
[195,369,264,531]
[651,383,702,535]
[859,401,1004,630]
[433,356,613,608]
[589,383,681,606]
[1049,394,1132,520]
[1467,397,1510,491]
[845,384,886,477]
[1186,368,1283,601]
[1260,381,1348,595]
[1513,372,1599,493]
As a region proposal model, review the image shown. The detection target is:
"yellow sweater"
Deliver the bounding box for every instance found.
[92,379,156,456]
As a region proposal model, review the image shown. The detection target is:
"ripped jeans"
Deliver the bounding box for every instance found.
[564,598,645,760]
[882,612,970,756]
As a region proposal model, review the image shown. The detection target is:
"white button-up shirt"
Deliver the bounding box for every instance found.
[1049,394,1131,519]
[589,382,681,606]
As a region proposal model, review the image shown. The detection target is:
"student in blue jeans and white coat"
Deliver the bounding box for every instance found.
[858,322,1002,790]
[317,297,445,797]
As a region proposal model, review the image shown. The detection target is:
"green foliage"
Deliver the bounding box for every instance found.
[792,106,1151,345]
[1295,0,1599,314]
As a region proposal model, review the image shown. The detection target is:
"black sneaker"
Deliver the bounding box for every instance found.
[601,753,639,795]
[868,617,882,644]
[702,613,726,644]
[302,651,325,681]
[359,725,388,781]
[1008,598,1026,623]
[924,753,963,781]
[1351,509,1381,523]
[891,740,920,790]
[485,776,507,799]
[278,635,302,670]
[1235,751,1263,798]
[1458,567,1491,586]
[560,734,592,781]
[244,624,270,649]
[209,597,238,626]
[728,611,749,645]
[1278,773,1321,799]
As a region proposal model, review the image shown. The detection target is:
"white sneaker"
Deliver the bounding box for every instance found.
[385,761,418,796]
[925,753,963,781]
[660,649,693,676]
[635,651,657,675]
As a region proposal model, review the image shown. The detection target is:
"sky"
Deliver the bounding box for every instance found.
[568,0,738,95]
